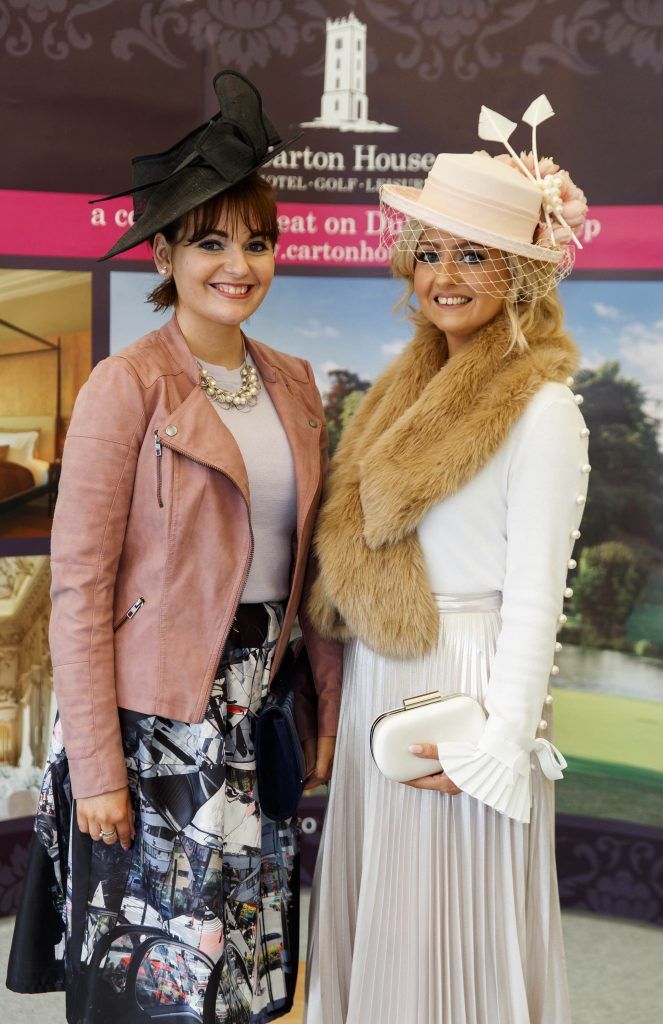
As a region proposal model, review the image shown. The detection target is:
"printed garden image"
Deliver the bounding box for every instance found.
[111,272,663,828]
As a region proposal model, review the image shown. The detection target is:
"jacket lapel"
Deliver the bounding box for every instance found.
[155,316,250,501]
[155,316,321,527]
[156,385,251,504]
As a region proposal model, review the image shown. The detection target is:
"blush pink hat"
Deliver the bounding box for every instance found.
[381,94,586,265]
[381,151,561,263]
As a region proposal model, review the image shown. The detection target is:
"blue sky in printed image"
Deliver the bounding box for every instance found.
[110,274,663,417]
[561,280,663,430]
[249,276,407,386]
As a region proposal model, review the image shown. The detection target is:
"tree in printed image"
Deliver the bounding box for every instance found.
[570,362,663,652]
[573,541,648,645]
[323,369,371,454]
[575,362,663,551]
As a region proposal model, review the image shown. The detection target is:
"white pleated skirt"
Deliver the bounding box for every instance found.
[304,593,571,1024]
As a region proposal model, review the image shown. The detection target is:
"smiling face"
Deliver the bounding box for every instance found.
[413,230,509,353]
[164,217,275,330]
[153,207,276,340]
[149,174,279,348]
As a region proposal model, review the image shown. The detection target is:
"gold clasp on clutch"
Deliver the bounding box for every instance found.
[402,691,443,711]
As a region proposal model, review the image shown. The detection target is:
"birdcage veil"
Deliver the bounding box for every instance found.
[379,201,576,303]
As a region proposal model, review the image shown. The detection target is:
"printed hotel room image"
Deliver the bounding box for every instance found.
[0,270,92,539]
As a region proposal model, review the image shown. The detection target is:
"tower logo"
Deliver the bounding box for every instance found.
[301,12,398,134]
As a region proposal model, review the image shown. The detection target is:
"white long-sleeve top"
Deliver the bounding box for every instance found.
[417,381,590,823]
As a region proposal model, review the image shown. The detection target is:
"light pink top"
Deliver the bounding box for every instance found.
[199,356,298,603]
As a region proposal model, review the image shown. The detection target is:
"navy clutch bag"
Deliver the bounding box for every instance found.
[256,638,308,821]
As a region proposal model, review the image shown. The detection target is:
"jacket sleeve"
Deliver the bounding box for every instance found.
[437,395,589,823]
[297,360,344,742]
[49,356,146,799]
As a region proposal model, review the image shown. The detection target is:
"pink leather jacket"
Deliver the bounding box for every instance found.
[50,315,343,798]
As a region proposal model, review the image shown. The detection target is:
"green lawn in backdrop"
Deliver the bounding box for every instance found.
[552,687,663,827]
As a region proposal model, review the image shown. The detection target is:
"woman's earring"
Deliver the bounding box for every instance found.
[160,267,168,276]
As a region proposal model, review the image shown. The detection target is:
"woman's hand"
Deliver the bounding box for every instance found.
[404,744,462,795]
[303,736,336,790]
[76,786,135,850]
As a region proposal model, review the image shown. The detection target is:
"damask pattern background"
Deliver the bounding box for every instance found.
[2,1,662,74]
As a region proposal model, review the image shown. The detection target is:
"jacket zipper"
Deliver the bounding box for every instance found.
[157,437,254,718]
[114,597,145,633]
[154,430,163,508]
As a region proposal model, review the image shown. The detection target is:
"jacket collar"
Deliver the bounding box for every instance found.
[159,313,310,386]
[156,315,321,527]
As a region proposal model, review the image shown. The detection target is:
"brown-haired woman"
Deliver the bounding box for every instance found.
[7,71,340,1024]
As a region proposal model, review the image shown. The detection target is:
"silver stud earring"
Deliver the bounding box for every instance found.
[160,267,168,276]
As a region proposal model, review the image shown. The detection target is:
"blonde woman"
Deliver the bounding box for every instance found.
[304,100,589,1023]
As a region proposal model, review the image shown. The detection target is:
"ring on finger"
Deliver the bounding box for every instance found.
[99,827,117,839]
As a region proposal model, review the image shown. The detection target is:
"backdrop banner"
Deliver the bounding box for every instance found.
[1,0,662,927]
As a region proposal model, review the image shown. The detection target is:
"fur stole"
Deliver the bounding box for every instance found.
[308,313,579,658]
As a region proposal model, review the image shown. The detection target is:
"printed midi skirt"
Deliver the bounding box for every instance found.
[8,602,299,1024]
[305,592,571,1024]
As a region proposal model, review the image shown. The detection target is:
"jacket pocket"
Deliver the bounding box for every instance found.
[113,597,145,633]
[154,430,164,508]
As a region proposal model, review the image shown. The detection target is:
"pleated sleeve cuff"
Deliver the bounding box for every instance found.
[437,741,533,823]
[437,716,567,825]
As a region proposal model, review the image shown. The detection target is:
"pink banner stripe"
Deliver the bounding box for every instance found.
[0,190,661,270]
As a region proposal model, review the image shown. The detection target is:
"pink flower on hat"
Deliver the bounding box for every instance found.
[493,150,588,249]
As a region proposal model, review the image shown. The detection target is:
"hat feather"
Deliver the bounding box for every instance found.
[478,104,537,182]
[522,94,555,182]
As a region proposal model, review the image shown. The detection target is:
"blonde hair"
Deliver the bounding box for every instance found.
[390,243,567,354]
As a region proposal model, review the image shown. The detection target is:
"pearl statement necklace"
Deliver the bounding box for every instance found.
[198,337,261,410]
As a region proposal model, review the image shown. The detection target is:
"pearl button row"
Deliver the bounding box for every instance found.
[567,377,585,406]
[538,689,554,732]
[547,386,590,714]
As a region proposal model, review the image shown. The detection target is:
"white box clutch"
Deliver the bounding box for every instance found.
[370,691,487,783]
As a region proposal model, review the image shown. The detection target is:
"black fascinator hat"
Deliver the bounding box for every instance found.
[96,70,299,260]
